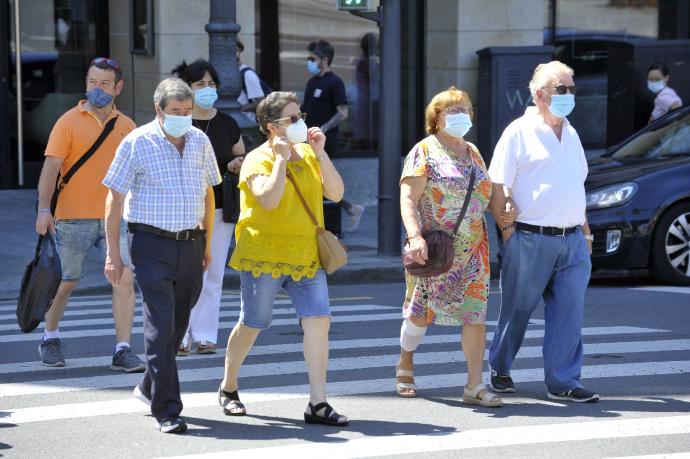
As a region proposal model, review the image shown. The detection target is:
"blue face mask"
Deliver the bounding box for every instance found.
[307,60,321,75]
[443,113,473,138]
[647,80,665,94]
[162,113,192,138]
[549,94,575,118]
[194,87,218,109]
[85,87,114,108]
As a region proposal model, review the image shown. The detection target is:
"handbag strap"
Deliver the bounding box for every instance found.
[50,116,119,214]
[285,169,321,229]
[451,154,477,235]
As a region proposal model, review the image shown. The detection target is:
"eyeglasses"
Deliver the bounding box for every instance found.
[444,106,473,115]
[90,57,121,71]
[551,84,577,95]
[272,113,307,125]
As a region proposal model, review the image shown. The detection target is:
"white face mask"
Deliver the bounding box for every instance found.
[443,113,473,138]
[647,80,666,94]
[285,119,308,144]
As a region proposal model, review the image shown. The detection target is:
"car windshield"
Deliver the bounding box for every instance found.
[611,110,690,159]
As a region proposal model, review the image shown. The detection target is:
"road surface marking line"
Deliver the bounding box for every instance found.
[2,361,689,425]
[2,339,688,397]
[631,286,690,295]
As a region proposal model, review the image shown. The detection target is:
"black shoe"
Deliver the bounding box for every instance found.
[155,416,187,434]
[490,370,515,393]
[547,387,600,403]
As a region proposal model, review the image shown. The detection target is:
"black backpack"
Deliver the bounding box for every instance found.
[240,67,272,98]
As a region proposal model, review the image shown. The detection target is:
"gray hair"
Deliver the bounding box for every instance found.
[529,61,574,99]
[153,77,194,110]
[256,91,301,135]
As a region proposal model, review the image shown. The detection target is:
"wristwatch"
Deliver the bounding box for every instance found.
[584,234,594,242]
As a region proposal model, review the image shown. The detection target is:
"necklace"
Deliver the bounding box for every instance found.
[193,117,212,135]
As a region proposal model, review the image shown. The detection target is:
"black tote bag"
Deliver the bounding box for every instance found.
[16,233,62,333]
[222,172,241,223]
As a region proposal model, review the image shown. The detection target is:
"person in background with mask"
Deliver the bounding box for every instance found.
[488,61,598,403]
[303,39,364,233]
[172,59,245,355]
[647,62,683,124]
[103,78,222,433]
[218,91,349,427]
[34,57,144,373]
[395,86,509,407]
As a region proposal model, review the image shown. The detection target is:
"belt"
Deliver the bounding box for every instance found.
[515,222,579,236]
[127,222,206,241]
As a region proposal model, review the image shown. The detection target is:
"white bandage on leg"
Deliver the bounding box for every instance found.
[400,319,427,352]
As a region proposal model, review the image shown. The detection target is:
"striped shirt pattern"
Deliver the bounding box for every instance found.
[103,119,222,232]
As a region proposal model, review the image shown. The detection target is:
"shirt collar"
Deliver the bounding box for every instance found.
[77,100,120,123]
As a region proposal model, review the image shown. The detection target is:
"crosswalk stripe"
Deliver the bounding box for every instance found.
[0,304,397,331]
[3,361,689,425]
[2,338,687,397]
[167,415,690,458]
[631,286,690,295]
[0,326,665,375]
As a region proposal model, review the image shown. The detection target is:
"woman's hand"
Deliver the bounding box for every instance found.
[405,235,428,265]
[272,136,291,161]
[227,156,244,174]
[308,127,326,154]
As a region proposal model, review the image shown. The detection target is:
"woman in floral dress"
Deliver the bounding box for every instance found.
[396,86,515,407]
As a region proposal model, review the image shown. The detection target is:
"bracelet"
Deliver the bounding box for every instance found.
[500,224,514,232]
[38,208,51,214]
[584,234,594,242]
[407,232,422,239]
[316,153,328,161]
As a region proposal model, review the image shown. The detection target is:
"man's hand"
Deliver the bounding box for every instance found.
[227,156,244,174]
[272,136,290,161]
[203,249,212,271]
[35,211,56,236]
[498,198,518,227]
[501,227,515,242]
[308,127,326,154]
[104,253,124,285]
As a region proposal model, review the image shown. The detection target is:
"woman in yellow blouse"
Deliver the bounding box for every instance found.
[218,91,348,426]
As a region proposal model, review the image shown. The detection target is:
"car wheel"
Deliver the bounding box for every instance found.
[650,202,690,285]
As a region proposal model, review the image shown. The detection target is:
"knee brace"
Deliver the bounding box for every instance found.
[400,318,427,352]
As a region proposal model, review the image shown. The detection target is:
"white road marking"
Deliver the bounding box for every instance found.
[0,326,665,375]
[1,338,687,397]
[166,415,690,458]
[2,361,689,425]
[631,286,690,295]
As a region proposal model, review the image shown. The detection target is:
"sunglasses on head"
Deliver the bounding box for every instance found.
[272,113,307,125]
[552,84,577,95]
[91,57,121,71]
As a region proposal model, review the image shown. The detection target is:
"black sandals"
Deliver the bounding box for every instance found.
[304,402,349,426]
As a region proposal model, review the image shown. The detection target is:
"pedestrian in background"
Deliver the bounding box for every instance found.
[396,86,508,407]
[34,57,144,373]
[647,62,683,123]
[303,39,364,233]
[103,77,222,433]
[172,59,245,355]
[236,39,268,122]
[219,91,349,426]
[488,61,599,403]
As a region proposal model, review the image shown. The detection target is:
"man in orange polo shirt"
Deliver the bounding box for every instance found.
[34,57,145,372]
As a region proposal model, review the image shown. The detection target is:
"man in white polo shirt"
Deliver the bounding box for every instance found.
[487,61,598,403]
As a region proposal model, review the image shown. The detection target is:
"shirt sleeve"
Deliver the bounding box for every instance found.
[333,76,347,107]
[44,114,71,159]
[102,135,138,194]
[400,142,428,183]
[488,127,519,187]
[238,149,273,188]
[204,139,223,188]
[244,69,264,100]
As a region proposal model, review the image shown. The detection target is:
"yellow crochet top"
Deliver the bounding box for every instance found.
[229,143,324,280]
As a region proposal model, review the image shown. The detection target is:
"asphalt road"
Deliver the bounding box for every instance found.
[1,279,689,458]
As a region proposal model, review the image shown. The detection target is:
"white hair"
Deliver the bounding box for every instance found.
[529,61,574,99]
[153,77,193,110]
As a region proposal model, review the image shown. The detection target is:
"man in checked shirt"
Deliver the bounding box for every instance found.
[102,78,222,434]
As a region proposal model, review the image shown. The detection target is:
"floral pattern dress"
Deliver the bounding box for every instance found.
[401,136,492,326]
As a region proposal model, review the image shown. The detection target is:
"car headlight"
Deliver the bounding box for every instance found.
[586,182,638,210]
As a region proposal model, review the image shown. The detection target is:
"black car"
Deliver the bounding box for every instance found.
[586,105,690,285]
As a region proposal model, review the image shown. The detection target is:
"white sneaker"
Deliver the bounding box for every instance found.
[345,204,364,233]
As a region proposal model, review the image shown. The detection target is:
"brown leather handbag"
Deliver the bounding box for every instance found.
[286,170,348,274]
[402,166,476,278]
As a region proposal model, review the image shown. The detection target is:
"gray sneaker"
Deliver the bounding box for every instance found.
[111,347,146,373]
[38,338,65,367]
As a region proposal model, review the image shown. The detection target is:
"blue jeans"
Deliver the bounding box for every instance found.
[488,227,592,393]
[239,270,330,329]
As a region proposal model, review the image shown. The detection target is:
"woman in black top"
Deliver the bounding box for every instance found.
[173,59,245,355]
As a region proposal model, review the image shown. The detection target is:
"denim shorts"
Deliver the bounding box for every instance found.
[55,219,132,281]
[239,270,330,329]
